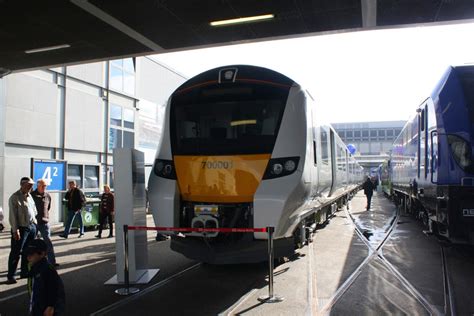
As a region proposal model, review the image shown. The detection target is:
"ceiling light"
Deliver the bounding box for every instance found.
[25,44,71,54]
[210,14,274,27]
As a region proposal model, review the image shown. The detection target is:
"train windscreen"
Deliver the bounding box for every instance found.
[458,67,474,122]
[170,83,290,155]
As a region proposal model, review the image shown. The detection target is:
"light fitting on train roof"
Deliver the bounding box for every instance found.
[219,67,238,83]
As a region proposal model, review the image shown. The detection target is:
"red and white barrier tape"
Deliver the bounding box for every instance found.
[126,225,267,233]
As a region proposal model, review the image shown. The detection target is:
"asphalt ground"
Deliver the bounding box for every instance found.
[1,191,473,315]
[316,191,474,316]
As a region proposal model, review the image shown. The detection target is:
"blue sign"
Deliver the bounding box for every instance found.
[347,144,357,155]
[32,159,67,191]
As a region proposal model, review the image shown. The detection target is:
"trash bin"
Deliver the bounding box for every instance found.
[62,197,100,229]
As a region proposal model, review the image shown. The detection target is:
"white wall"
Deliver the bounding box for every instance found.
[5,73,60,148]
[136,57,185,105]
[67,62,105,87]
[65,87,105,152]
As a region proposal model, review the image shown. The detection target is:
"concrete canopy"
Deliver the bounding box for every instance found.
[1,0,474,75]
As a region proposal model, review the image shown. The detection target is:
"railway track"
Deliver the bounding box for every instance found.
[441,246,456,316]
[320,201,443,316]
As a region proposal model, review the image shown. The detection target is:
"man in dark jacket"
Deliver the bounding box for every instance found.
[32,179,57,266]
[96,185,114,238]
[59,180,86,239]
[363,176,375,210]
[26,239,65,316]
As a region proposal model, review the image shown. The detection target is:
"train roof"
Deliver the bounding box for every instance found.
[173,64,298,95]
[430,65,474,101]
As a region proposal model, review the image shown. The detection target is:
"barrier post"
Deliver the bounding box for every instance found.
[258,226,284,303]
[115,225,140,295]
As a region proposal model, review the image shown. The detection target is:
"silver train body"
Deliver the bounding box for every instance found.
[148,65,364,263]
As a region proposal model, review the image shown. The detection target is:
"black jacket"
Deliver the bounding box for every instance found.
[65,188,85,211]
[28,258,65,316]
[363,179,375,196]
[32,190,52,224]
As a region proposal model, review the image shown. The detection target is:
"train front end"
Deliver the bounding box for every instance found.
[148,65,307,263]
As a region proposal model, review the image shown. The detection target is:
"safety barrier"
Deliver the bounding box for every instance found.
[115,224,284,303]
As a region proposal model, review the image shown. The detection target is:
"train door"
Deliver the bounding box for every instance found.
[418,106,427,180]
[311,105,319,197]
[431,131,438,183]
[320,126,331,195]
[345,151,349,187]
[329,129,336,196]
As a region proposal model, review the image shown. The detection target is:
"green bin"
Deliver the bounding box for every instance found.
[62,198,100,228]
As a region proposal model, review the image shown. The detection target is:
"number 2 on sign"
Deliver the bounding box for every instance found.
[41,167,58,186]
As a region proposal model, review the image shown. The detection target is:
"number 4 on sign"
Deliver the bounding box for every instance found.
[41,167,57,186]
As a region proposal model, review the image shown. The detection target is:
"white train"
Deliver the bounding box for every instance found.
[148,65,364,263]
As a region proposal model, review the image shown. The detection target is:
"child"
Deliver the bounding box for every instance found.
[26,239,65,316]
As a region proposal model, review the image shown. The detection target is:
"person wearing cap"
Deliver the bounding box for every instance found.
[7,177,38,284]
[32,179,58,266]
[59,180,86,239]
[26,239,65,316]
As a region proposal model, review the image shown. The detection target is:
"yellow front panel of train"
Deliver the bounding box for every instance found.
[174,155,271,203]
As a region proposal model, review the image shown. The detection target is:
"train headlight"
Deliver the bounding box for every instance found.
[153,159,177,179]
[284,160,296,172]
[263,157,300,179]
[447,134,474,173]
[272,163,283,175]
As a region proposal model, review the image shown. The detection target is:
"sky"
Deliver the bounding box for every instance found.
[152,22,474,124]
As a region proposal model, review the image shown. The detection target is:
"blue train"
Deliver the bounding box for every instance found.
[388,65,474,244]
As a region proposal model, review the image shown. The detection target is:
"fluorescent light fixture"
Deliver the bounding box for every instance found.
[25,44,71,54]
[231,119,257,127]
[210,14,274,27]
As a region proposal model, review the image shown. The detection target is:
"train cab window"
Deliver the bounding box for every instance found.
[458,67,474,122]
[170,83,290,155]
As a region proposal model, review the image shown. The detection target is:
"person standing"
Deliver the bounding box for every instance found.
[26,239,65,316]
[7,177,37,284]
[95,185,114,238]
[32,179,58,266]
[363,176,375,210]
[59,180,85,239]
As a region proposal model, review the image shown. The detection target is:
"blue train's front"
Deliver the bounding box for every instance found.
[433,65,474,243]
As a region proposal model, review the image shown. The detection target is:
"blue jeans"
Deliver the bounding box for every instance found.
[7,223,36,278]
[63,209,84,237]
[37,222,56,264]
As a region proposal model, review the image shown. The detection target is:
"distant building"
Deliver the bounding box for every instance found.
[332,120,406,169]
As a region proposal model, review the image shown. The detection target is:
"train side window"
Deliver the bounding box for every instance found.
[420,108,425,132]
[320,128,329,165]
[313,140,317,166]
